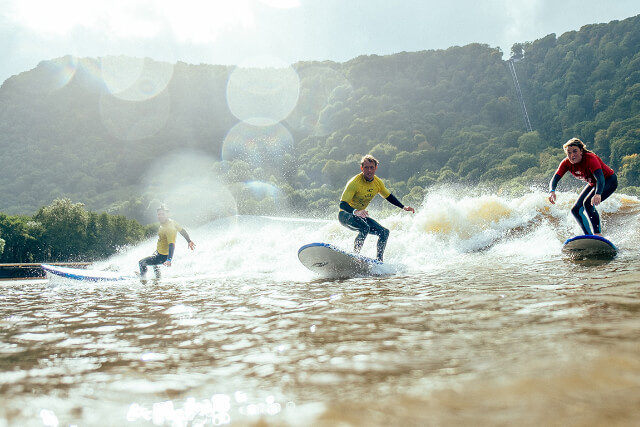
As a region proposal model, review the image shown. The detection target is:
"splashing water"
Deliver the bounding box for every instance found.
[94,189,640,281]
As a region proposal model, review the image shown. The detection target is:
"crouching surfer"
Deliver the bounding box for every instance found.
[548,138,617,236]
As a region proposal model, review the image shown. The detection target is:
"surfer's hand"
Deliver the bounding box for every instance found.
[188,241,196,250]
[163,260,172,267]
[548,192,556,204]
[404,206,415,213]
[354,209,368,218]
[592,194,602,206]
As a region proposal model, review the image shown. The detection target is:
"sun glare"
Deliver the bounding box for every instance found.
[6,0,260,43]
[159,0,256,43]
[7,0,101,36]
[258,0,301,9]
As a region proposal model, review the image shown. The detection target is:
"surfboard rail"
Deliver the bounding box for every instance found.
[41,263,135,282]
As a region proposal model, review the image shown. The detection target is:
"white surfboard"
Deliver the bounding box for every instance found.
[562,235,617,258]
[41,264,136,282]
[298,242,387,278]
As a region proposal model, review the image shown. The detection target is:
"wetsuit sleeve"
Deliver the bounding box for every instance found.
[167,243,175,261]
[549,174,562,192]
[339,200,355,213]
[593,169,605,194]
[385,193,404,209]
[179,229,192,243]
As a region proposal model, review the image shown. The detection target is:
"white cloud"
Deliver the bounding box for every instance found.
[6,0,106,36]
[501,0,543,51]
[159,0,257,43]
[4,0,260,43]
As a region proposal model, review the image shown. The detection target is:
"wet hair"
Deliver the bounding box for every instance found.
[563,138,593,154]
[360,154,379,167]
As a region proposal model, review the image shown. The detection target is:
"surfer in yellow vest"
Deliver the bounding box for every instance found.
[548,138,617,236]
[138,205,196,278]
[339,154,415,261]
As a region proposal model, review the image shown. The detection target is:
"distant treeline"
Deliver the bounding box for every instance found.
[0,198,155,263]
[0,14,639,223]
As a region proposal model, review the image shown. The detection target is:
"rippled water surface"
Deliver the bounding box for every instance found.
[2,192,640,426]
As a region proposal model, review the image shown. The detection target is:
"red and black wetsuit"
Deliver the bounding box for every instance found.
[549,152,617,235]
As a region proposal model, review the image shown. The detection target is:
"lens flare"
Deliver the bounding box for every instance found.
[221,121,294,168]
[101,56,174,102]
[101,56,144,95]
[27,56,77,93]
[75,58,106,93]
[244,181,283,201]
[141,152,238,226]
[285,66,352,135]
[226,56,300,125]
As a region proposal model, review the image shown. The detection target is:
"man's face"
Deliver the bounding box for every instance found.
[157,209,169,223]
[361,160,377,181]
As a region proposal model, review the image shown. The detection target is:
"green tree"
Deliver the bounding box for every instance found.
[0,213,43,262]
[321,159,354,188]
[610,136,640,169]
[504,153,538,172]
[619,153,640,187]
[517,131,544,154]
[33,198,89,260]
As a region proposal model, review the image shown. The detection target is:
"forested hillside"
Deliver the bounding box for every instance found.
[1,14,639,223]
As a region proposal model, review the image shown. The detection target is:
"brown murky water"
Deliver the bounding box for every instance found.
[2,192,640,426]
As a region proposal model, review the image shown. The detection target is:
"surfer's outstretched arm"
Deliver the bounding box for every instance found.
[385,193,415,213]
[179,229,196,250]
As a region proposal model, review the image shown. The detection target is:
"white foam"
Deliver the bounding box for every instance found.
[93,189,639,280]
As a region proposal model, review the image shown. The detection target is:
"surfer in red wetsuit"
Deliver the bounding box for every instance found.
[138,205,196,278]
[548,138,617,236]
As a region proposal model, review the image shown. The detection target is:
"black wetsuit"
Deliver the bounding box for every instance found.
[338,193,404,261]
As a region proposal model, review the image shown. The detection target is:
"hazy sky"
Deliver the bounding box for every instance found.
[1,0,639,85]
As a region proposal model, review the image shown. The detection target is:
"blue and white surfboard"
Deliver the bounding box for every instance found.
[41,264,135,282]
[562,235,617,258]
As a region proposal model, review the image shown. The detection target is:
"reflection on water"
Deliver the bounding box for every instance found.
[3,265,640,426]
[1,191,640,426]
